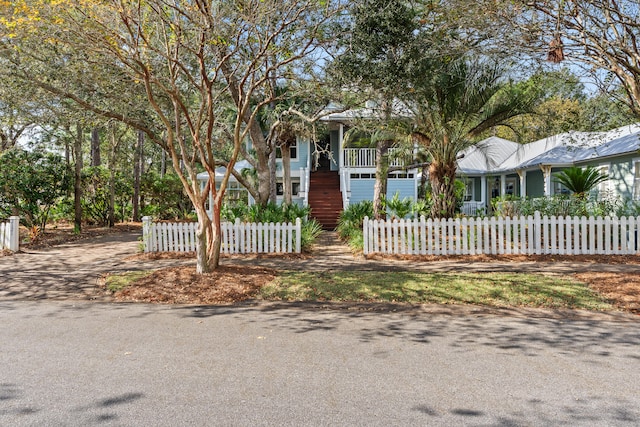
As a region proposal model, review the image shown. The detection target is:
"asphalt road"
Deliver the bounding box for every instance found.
[1,300,639,426]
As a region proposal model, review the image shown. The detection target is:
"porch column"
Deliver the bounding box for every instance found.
[301,167,309,206]
[517,169,526,199]
[540,165,552,196]
[500,174,506,197]
[480,175,487,209]
[338,124,344,170]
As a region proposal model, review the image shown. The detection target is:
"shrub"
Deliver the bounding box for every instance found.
[0,148,72,231]
[141,172,192,220]
[300,219,323,251]
[384,192,412,219]
[221,201,318,251]
[491,194,622,218]
[336,200,374,240]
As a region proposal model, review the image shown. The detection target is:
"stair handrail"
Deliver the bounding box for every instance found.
[303,167,310,206]
[340,169,350,209]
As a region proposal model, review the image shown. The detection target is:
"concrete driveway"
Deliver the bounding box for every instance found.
[1,300,639,426]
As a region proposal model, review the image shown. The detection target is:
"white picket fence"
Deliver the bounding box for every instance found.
[142,217,302,254]
[363,212,640,256]
[0,216,20,252]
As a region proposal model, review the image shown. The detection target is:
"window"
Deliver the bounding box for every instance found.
[276,141,298,160]
[388,173,414,179]
[463,179,473,201]
[276,180,300,196]
[634,160,640,200]
[506,178,517,196]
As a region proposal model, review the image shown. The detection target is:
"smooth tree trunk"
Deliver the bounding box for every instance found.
[74,125,83,232]
[64,125,71,166]
[107,125,118,227]
[373,140,391,219]
[108,171,116,227]
[91,127,101,167]
[268,147,277,204]
[132,130,143,221]
[282,143,292,205]
[429,160,458,219]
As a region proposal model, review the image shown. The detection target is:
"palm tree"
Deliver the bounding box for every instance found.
[553,166,608,200]
[409,59,540,218]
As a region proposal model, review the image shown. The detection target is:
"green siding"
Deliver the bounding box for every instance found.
[581,154,637,200]
[526,170,545,197]
[473,177,482,202]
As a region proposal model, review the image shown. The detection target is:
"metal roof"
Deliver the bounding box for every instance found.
[459,124,640,175]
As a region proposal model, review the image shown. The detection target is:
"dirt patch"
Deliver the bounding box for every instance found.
[12,222,142,252]
[126,251,310,262]
[575,272,640,314]
[111,265,277,305]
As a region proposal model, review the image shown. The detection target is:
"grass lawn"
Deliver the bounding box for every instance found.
[261,271,614,311]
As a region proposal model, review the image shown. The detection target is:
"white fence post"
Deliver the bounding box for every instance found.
[360,212,640,256]
[1,217,18,251]
[295,218,302,253]
[142,216,152,253]
[8,216,20,252]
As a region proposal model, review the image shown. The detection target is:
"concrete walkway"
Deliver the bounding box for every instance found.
[1,230,639,302]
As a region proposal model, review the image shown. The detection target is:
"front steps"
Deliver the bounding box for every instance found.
[307,171,342,230]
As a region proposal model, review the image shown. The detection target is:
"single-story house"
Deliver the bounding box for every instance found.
[457,124,640,215]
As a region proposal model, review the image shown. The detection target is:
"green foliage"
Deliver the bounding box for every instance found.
[221,202,318,251]
[49,197,75,222]
[384,192,412,219]
[332,0,420,95]
[411,199,431,218]
[300,219,323,252]
[617,201,640,217]
[453,179,466,213]
[0,148,71,231]
[492,194,622,218]
[409,59,542,218]
[336,201,374,240]
[80,166,111,226]
[553,166,608,199]
[141,172,192,220]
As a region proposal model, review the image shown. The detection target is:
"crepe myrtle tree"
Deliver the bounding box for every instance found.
[1,0,344,273]
[507,0,640,117]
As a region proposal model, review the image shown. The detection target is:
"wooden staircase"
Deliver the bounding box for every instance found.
[307,171,343,230]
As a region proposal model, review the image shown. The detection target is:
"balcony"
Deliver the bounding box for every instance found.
[342,148,410,168]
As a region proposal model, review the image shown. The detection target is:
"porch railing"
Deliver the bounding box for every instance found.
[343,148,408,168]
[461,201,484,216]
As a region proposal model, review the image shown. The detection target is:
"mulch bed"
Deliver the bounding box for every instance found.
[113,265,277,305]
